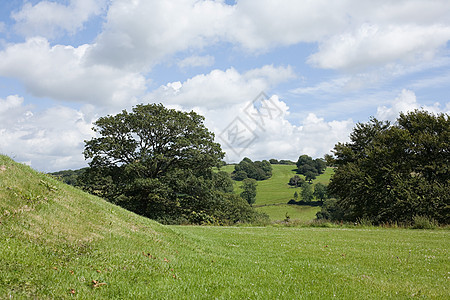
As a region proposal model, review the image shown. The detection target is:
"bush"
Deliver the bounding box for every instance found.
[411,215,438,229]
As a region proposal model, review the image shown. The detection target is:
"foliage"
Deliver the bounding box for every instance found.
[50,168,87,186]
[313,183,328,203]
[269,159,295,165]
[327,110,450,224]
[240,178,258,206]
[288,174,305,187]
[296,155,326,182]
[411,215,438,229]
[300,182,314,202]
[81,103,257,224]
[316,198,346,220]
[232,157,272,181]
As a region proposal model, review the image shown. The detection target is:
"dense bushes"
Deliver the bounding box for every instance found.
[232,157,272,181]
[324,110,449,224]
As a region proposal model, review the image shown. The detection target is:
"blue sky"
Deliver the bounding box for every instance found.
[0,0,449,172]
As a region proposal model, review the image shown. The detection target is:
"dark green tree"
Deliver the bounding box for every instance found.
[328,110,449,224]
[305,171,316,183]
[240,178,258,206]
[82,103,259,224]
[296,155,326,182]
[300,182,314,203]
[232,157,272,181]
[288,175,305,187]
[293,191,299,201]
[313,183,328,203]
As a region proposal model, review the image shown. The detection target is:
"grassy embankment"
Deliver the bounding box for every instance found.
[1,155,449,298]
[219,164,334,221]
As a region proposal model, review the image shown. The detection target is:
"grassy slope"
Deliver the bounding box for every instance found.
[1,155,449,299]
[219,165,334,220]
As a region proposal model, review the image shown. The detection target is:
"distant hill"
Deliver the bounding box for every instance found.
[219,164,334,221]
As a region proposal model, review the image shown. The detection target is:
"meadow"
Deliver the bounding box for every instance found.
[1,155,448,299]
[219,164,333,220]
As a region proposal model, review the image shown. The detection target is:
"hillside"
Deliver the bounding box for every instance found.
[220,164,334,221]
[1,155,449,298]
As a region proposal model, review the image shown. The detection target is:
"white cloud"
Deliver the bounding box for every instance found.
[308,24,450,71]
[203,96,354,162]
[12,0,107,39]
[177,55,215,69]
[0,95,95,172]
[0,37,146,108]
[376,89,449,121]
[87,0,232,70]
[150,65,295,109]
[82,0,450,75]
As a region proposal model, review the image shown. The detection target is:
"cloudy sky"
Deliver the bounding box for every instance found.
[1,0,449,172]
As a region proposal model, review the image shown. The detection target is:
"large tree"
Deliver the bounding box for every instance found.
[326,110,449,224]
[82,104,262,224]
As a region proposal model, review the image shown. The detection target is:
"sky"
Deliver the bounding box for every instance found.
[0,0,449,172]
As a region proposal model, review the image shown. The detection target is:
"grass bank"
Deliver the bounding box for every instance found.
[1,155,448,298]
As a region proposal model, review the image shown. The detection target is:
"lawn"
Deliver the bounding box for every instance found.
[255,204,320,222]
[1,155,449,299]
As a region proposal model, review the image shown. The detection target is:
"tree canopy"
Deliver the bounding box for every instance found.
[232,157,272,181]
[325,110,449,224]
[296,155,326,182]
[82,103,264,224]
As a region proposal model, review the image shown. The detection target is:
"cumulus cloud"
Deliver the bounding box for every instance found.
[82,0,450,74]
[149,65,295,108]
[376,89,449,121]
[0,37,146,108]
[0,95,95,172]
[11,0,107,39]
[87,0,233,70]
[308,24,450,71]
[200,96,354,162]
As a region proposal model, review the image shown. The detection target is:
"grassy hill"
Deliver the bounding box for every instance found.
[1,155,449,298]
[219,164,334,221]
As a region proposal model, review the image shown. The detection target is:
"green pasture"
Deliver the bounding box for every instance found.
[255,204,320,222]
[1,155,449,299]
[220,164,333,206]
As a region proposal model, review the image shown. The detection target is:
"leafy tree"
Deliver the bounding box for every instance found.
[296,155,326,182]
[293,191,299,201]
[328,110,449,224]
[288,175,305,187]
[213,171,234,193]
[82,103,258,224]
[313,183,328,203]
[232,158,272,181]
[305,171,316,183]
[269,159,279,164]
[240,178,258,206]
[300,182,314,203]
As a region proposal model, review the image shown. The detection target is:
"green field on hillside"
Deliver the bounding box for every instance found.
[1,155,448,299]
[220,164,333,206]
[218,164,332,221]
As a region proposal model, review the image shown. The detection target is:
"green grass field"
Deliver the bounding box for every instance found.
[218,164,332,221]
[1,155,449,298]
[255,204,320,222]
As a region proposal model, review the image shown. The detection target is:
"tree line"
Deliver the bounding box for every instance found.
[52,104,448,225]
